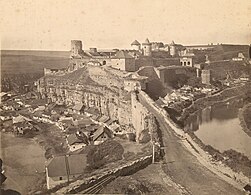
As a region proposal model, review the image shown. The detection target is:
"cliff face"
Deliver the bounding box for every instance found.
[36,65,152,134]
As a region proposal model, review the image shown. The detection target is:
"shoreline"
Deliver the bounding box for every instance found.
[238,103,251,137]
[179,83,250,125]
[138,90,251,190]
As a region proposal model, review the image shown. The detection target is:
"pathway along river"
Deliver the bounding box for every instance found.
[0,132,45,194]
[185,98,251,159]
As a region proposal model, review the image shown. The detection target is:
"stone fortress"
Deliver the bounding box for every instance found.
[37,38,231,138]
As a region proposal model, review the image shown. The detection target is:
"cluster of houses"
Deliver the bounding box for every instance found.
[156,85,220,108]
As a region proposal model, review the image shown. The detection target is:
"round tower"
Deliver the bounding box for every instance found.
[71,40,83,57]
[131,40,141,50]
[170,40,176,57]
[142,38,152,56]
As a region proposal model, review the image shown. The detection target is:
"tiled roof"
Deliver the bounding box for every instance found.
[93,126,112,141]
[46,153,87,177]
[142,38,150,45]
[13,115,32,124]
[114,50,134,59]
[67,133,88,145]
[98,115,110,123]
[131,40,140,45]
[76,118,94,127]
[86,107,100,115]
[72,103,84,111]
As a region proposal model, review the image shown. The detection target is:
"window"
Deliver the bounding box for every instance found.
[103,61,106,65]
[181,62,183,66]
[184,62,187,66]
[59,177,63,180]
[188,61,190,65]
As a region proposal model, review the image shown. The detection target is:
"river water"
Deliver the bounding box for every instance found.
[185,98,251,159]
[0,132,45,194]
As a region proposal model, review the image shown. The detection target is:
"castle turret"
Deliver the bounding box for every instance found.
[170,40,176,57]
[142,38,152,56]
[131,40,141,51]
[71,40,83,57]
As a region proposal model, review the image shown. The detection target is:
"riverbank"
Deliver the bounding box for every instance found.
[239,103,251,137]
[180,83,251,125]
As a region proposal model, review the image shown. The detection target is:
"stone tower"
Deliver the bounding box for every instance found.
[71,40,83,57]
[142,38,152,56]
[170,40,176,57]
[131,40,141,50]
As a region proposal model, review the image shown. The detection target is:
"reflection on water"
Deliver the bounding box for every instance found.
[185,99,251,159]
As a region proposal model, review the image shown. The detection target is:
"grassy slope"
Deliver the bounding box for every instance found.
[1,50,70,74]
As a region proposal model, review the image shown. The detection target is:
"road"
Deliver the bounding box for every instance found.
[139,95,244,195]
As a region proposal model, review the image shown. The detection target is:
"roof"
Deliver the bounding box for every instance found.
[46,153,87,177]
[85,124,100,132]
[67,133,87,145]
[105,119,114,126]
[131,40,140,46]
[170,40,175,46]
[76,118,94,127]
[114,50,134,59]
[142,38,150,45]
[93,126,112,141]
[72,103,84,111]
[14,121,32,128]
[156,98,166,106]
[98,115,110,123]
[13,115,32,124]
[86,107,100,115]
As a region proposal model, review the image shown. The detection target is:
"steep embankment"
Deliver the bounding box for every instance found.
[239,103,251,137]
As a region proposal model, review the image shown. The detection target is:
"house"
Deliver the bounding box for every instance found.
[105,119,114,127]
[93,126,112,145]
[110,50,136,72]
[109,123,121,134]
[13,115,32,124]
[66,132,89,152]
[72,103,85,115]
[75,118,94,129]
[45,153,87,189]
[85,107,100,117]
[240,73,250,82]
[13,121,34,135]
[97,115,110,123]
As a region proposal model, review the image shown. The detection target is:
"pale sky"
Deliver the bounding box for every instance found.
[0,0,251,50]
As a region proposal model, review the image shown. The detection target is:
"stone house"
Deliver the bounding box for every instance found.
[45,153,87,189]
[93,126,112,145]
[66,132,88,152]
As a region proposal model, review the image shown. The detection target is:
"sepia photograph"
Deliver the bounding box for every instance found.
[0,0,251,194]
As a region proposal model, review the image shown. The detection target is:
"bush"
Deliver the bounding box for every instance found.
[87,140,124,169]
[138,130,151,144]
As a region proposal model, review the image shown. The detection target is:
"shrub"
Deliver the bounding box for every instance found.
[87,140,124,169]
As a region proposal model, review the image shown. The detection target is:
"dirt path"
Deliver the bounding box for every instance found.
[140,95,244,195]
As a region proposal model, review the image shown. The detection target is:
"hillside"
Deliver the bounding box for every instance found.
[1,50,70,74]
[1,50,70,92]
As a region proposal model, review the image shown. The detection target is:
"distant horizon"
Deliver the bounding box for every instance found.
[1,42,250,52]
[1,0,250,51]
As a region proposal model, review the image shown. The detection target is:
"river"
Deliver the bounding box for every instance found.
[185,98,251,159]
[0,132,46,194]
